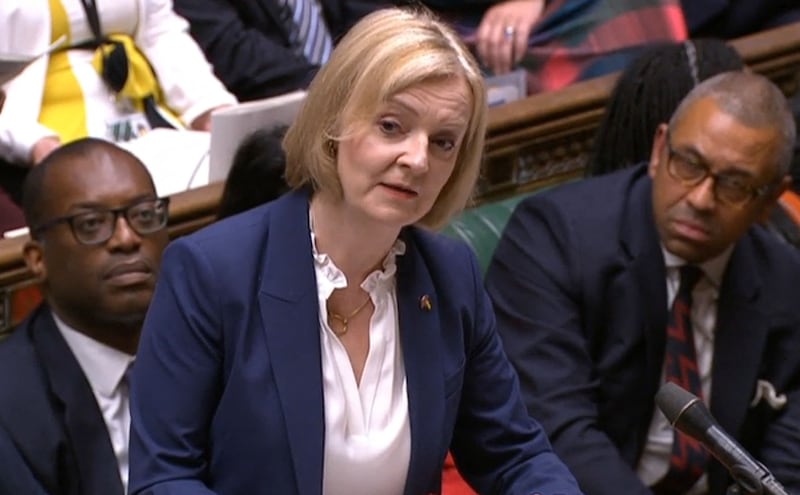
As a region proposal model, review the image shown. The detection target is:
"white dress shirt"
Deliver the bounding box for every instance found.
[636,246,733,494]
[311,225,411,495]
[55,313,135,493]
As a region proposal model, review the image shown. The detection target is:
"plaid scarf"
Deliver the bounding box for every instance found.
[437,0,688,94]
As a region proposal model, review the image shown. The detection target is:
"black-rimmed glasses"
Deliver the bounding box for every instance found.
[31,197,170,245]
[665,132,775,208]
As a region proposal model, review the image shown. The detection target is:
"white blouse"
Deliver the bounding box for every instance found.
[311,225,411,495]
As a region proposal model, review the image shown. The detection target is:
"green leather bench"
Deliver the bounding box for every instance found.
[441,193,532,274]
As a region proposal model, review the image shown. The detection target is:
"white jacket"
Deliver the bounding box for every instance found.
[0,0,236,163]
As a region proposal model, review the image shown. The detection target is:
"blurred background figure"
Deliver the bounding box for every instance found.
[404,0,687,95]
[681,0,800,39]
[0,0,236,219]
[0,89,25,233]
[174,0,384,101]
[217,126,290,219]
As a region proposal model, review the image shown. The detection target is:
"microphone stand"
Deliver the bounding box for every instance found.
[724,464,790,495]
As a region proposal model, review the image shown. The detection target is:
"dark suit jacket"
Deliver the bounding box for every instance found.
[0,305,124,495]
[172,0,384,101]
[0,421,49,495]
[485,165,800,495]
[128,188,583,495]
[681,0,800,38]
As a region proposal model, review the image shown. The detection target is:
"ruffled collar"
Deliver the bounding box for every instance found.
[309,210,406,295]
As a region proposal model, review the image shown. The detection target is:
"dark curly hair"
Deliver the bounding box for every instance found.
[217,126,291,219]
[586,39,744,177]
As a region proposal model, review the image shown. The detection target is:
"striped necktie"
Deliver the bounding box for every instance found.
[652,265,708,495]
[283,0,333,66]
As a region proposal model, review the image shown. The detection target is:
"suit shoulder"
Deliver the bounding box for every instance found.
[748,226,800,281]
[0,323,37,374]
[409,226,474,260]
[181,202,272,250]
[515,166,643,224]
[406,227,479,284]
[165,200,281,278]
[0,322,47,414]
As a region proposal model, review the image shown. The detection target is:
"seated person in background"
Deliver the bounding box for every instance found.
[407,0,687,94]
[587,38,744,177]
[0,0,236,167]
[767,92,800,246]
[0,138,170,494]
[173,0,384,101]
[486,71,800,494]
[129,8,583,495]
[217,126,290,219]
[585,39,800,248]
[0,88,26,233]
[681,0,800,39]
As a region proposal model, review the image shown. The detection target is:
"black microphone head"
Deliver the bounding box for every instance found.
[656,382,716,440]
[656,382,698,423]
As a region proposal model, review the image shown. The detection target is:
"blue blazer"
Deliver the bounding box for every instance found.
[486,165,800,495]
[128,189,582,495]
[0,305,125,495]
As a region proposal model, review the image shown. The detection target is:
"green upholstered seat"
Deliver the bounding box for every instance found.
[441,193,532,274]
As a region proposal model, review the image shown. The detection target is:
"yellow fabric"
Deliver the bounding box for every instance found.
[90,34,180,126]
[92,35,157,105]
[39,0,90,142]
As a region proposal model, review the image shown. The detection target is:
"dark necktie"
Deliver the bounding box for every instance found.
[282,0,333,66]
[652,265,708,495]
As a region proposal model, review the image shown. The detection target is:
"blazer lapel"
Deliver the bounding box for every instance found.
[258,190,325,495]
[31,307,124,495]
[693,237,766,494]
[396,231,444,495]
[619,170,669,405]
[709,237,765,447]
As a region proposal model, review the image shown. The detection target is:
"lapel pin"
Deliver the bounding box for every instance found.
[419,295,432,311]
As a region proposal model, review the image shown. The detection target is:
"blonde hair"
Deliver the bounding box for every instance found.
[283,7,488,229]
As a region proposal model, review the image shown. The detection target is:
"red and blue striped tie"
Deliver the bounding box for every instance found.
[652,265,708,495]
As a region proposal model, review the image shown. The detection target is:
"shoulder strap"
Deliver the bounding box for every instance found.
[78,0,104,43]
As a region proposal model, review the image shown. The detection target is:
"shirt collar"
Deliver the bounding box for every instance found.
[53,312,135,398]
[308,206,406,295]
[661,245,734,288]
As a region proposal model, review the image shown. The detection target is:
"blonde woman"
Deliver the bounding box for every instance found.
[129,8,582,495]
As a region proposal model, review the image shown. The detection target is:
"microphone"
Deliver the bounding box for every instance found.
[655,382,789,495]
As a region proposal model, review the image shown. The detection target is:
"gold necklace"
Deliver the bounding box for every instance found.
[328,296,371,336]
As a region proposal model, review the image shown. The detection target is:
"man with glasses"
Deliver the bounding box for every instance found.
[486,71,800,495]
[0,137,169,494]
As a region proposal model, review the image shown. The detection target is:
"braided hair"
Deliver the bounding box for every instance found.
[587,39,744,177]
